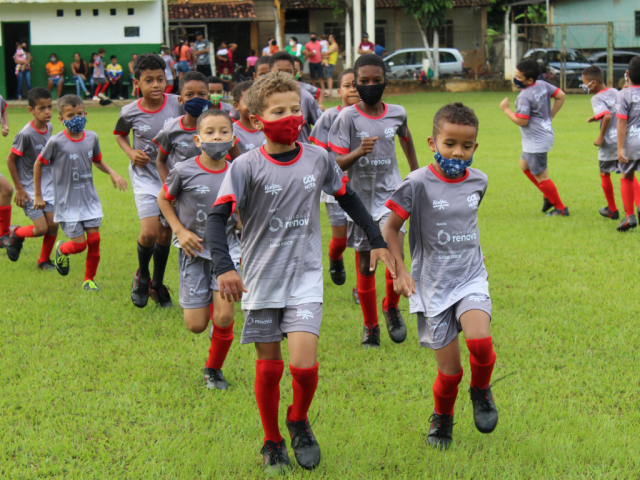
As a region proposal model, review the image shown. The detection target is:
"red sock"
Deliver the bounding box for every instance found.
[206,322,234,370]
[15,225,35,238]
[288,363,319,423]
[466,337,496,390]
[621,178,635,216]
[433,369,463,416]
[382,268,400,311]
[600,174,618,212]
[255,360,284,443]
[538,179,565,210]
[354,251,359,278]
[94,85,101,96]
[357,269,378,327]
[39,233,57,264]
[100,83,109,95]
[0,205,11,237]
[633,177,640,209]
[84,232,100,281]
[60,240,87,255]
[523,170,543,192]
[328,236,347,261]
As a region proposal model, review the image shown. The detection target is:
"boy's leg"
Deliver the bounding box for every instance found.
[357,249,380,346]
[599,171,619,218]
[520,156,554,213]
[84,227,101,287]
[38,211,59,267]
[633,176,640,210]
[534,170,567,214]
[326,202,347,285]
[0,175,13,245]
[618,168,638,231]
[55,222,88,276]
[149,222,173,307]
[206,291,235,371]
[132,203,160,307]
[380,213,407,343]
[5,201,49,262]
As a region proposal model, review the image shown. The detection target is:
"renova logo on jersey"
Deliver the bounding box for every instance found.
[196,185,211,195]
[433,199,449,210]
[196,210,207,222]
[633,94,640,103]
[359,156,390,167]
[265,184,283,195]
[177,141,189,149]
[384,127,395,139]
[437,229,477,245]
[138,125,151,133]
[356,131,369,140]
[69,153,79,161]
[437,230,450,245]
[467,193,480,209]
[189,286,209,296]
[269,214,310,232]
[269,215,284,232]
[73,171,79,181]
[297,308,314,320]
[246,315,273,326]
[303,174,316,192]
[541,120,553,132]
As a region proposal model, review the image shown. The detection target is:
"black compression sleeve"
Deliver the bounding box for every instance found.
[335,185,387,250]
[206,202,237,276]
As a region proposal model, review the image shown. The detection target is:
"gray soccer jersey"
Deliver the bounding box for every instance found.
[616,86,640,161]
[219,101,240,121]
[232,121,266,154]
[591,88,619,161]
[164,156,240,259]
[114,94,184,196]
[386,164,489,317]
[11,121,55,203]
[515,80,560,153]
[299,88,323,144]
[328,103,409,220]
[0,95,5,116]
[310,105,342,203]
[299,82,320,100]
[214,143,347,310]
[152,115,201,170]
[38,130,104,223]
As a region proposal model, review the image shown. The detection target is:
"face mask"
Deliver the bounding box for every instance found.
[580,82,591,94]
[210,93,223,106]
[50,57,56,62]
[184,97,212,117]
[63,115,87,134]
[355,82,386,106]
[513,78,526,89]
[310,37,317,42]
[198,138,234,161]
[295,72,302,80]
[290,41,296,47]
[434,146,473,178]
[256,114,304,145]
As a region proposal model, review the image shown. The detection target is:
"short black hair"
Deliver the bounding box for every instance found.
[233,80,254,104]
[57,94,84,114]
[110,55,117,60]
[255,56,271,69]
[250,49,256,56]
[432,102,479,137]
[196,109,233,133]
[582,65,604,84]
[516,58,540,81]
[134,53,166,80]
[269,51,295,70]
[337,68,355,86]
[50,53,58,58]
[354,53,386,79]
[207,76,223,85]
[291,37,298,43]
[629,56,640,85]
[179,71,208,93]
[271,39,278,46]
[28,87,51,108]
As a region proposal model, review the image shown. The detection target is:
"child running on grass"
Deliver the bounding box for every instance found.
[4,88,59,268]
[229,80,265,156]
[34,95,128,290]
[158,109,240,390]
[0,93,13,249]
[328,53,419,348]
[500,58,568,216]
[206,72,395,474]
[383,102,498,450]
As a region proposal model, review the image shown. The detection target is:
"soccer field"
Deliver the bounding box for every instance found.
[2,91,639,478]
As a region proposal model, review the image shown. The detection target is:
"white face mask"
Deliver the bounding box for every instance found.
[290,41,296,47]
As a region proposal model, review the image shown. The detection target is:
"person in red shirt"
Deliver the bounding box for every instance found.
[304,33,325,93]
[358,33,375,55]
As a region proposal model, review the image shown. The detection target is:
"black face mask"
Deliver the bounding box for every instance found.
[355,82,386,106]
[310,37,317,42]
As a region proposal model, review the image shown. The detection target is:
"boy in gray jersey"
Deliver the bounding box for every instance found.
[115,54,185,308]
[328,54,419,348]
[34,95,128,291]
[206,76,240,121]
[227,80,265,158]
[158,110,240,391]
[4,88,60,268]
[206,72,395,474]
[383,102,498,451]
[0,94,13,247]
[500,58,568,216]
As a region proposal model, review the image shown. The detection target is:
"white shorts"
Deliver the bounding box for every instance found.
[60,218,102,238]
[135,194,161,220]
[241,303,323,344]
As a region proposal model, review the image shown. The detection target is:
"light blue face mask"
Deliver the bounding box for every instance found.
[434,146,473,177]
[63,115,87,134]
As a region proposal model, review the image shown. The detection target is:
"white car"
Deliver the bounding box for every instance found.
[383,47,466,77]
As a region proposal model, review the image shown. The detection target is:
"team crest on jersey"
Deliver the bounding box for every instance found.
[356,131,369,139]
[467,193,480,209]
[69,154,79,161]
[265,184,283,195]
[139,125,151,133]
[35,144,43,151]
[196,185,211,195]
[541,120,553,132]
[468,294,487,302]
[608,128,618,140]
[303,174,316,192]
[433,199,449,210]
[633,94,640,103]
[297,308,314,320]
[177,141,189,149]
[384,127,395,139]
[245,143,256,151]
[630,126,640,138]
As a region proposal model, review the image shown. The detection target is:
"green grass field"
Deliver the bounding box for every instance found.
[1,92,639,479]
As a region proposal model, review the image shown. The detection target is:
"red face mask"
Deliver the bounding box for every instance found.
[255,114,305,146]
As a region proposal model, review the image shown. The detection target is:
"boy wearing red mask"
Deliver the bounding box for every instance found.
[205,72,395,474]
[328,53,418,348]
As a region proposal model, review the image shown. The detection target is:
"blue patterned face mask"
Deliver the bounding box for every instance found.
[63,115,87,134]
[434,146,473,177]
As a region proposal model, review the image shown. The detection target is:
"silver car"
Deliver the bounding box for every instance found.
[383,47,466,77]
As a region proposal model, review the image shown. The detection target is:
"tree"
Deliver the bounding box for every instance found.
[399,0,453,79]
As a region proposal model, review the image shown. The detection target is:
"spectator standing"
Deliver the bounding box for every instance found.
[216,42,237,74]
[14,43,32,101]
[161,48,176,93]
[269,39,279,55]
[374,44,386,57]
[246,49,258,77]
[45,53,64,99]
[357,33,375,54]
[323,34,339,96]
[71,52,90,98]
[92,48,109,101]
[175,38,193,81]
[193,31,212,77]
[106,55,124,100]
[285,37,304,64]
[128,53,139,98]
[304,33,325,92]
[262,39,274,56]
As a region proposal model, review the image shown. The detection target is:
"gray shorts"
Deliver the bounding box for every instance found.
[178,250,241,309]
[241,303,323,344]
[60,218,102,239]
[347,211,406,252]
[599,160,619,174]
[417,293,492,350]
[23,200,54,221]
[325,202,347,227]
[521,152,548,176]
[617,159,640,175]
[135,194,161,220]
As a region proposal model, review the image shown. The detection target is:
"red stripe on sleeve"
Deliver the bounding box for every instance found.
[385,199,410,220]
[551,88,560,98]
[10,147,23,156]
[617,114,628,120]
[214,194,237,216]
[37,154,50,165]
[92,152,103,163]
[333,175,349,198]
[328,142,349,155]
[515,113,530,119]
[594,110,611,120]
[162,183,176,201]
[309,136,328,149]
[152,138,170,155]
[234,138,240,146]
[113,130,129,136]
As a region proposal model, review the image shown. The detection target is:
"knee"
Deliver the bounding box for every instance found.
[33,224,48,236]
[48,224,59,236]
[139,229,158,246]
[157,228,172,245]
[213,311,235,329]
[184,317,208,334]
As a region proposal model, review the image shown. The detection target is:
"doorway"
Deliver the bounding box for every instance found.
[2,22,30,99]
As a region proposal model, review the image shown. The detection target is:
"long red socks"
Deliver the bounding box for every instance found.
[39,233,57,264]
[328,236,347,261]
[288,363,319,423]
[60,240,87,255]
[523,170,543,192]
[601,174,618,212]
[466,337,497,390]
[382,268,400,311]
[432,369,463,416]
[15,225,35,238]
[0,205,11,237]
[206,322,234,370]
[84,232,101,281]
[538,179,565,210]
[255,360,284,443]
[634,177,640,209]
[621,178,635,216]
[357,270,378,327]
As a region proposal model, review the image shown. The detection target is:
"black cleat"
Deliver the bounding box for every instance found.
[203,367,228,390]
[131,270,150,308]
[428,412,455,450]
[0,233,8,249]
[469,385,499,433]
[38,260,56,271]
[352,287,360,305]
[150,284,173,308]
[382,305,407,344]
[599,206,619,220]
[5,226,24,262]
[617,214,637,231]
[260,439,292,475]
[546,206,570,217]
[361,324,380,349]
[542,197,553,213]
[329,257,346,285]
[54,240,70,275]
[286,412,321,470]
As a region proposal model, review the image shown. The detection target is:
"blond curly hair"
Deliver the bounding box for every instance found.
[246,71,301,117]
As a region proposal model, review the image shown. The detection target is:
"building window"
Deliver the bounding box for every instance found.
[110,8,116,15]
[284,10,309,34]
[375,19,387,48]
[427,20,454,48]
[636,11,640,36]
[128,8,134,15]
[56,9,63,17]
[93,9,99,16]
[76,9,81,16]
[125,26,140,37]
[324,23,344,46]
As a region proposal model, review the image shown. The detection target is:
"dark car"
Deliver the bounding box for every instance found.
[587,50,640,88]
[522,48,592,88]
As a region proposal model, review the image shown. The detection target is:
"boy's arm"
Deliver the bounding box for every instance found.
[93,159,129,191]
[617,118,628,163]
[157,187,203,257]
[382,211,414,297]
[115,134,150,167]
[550,89,565,119]
[6,151,28,207]
[399,130,419,172]
[156,150,170,182]
[1,108,9,136]
[33,160,45,209]
[334,138,376,170]
[499,97,529,127]
[594,114,611,147]
[316,89,325,106]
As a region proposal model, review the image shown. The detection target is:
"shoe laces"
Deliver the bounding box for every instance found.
[428,413,455,437]
[364,324,380,344]
[386,307,402,329]
[469,386,494,412]
[262,439,287,465]
[207,369,224,382]
[290,412,318,448]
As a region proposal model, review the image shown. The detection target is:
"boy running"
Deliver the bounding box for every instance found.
[114,53,184,308]
[500,58,568,216]
[383,102,498,450]
[229,80,265,155]
[328,53,419,348]
[206,72,394,473]
[207,76,240,121]
[34,95,128,290]
[158,110,240,390]
[0,93,13,248]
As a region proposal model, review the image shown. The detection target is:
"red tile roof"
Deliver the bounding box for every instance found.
[280,0,490,8]
[169,2,256,20]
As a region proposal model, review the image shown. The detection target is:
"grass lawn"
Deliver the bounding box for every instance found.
[1,91,639,479]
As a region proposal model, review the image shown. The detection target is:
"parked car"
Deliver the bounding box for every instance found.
[522,48,592,88]
[587,50,640,87]
[383,47,466,78]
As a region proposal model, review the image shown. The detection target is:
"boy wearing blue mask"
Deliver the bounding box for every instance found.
[500,58,567,216]
[33,95,128,290]
[383,102,497,451]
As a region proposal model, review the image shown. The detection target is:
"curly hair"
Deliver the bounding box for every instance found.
[245,72,300,117]
[134,53,166,80]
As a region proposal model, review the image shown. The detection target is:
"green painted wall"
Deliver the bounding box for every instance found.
[0,43,5,99]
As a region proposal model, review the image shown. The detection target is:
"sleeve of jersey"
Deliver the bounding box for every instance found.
[328,114,350,155]
[113,110,131,136]
[10,132,25,156]
[92,137,103,163]
[322,155,348,197]
[163,167,181,201]
[398,111,410,142]
[37,138,55,165]
[152,128,171,155]
[514,96,531,119]
[616,92,628,120]
[385,177,412,220]
[212,162,245,216]
[309,116,329,149]
[593,97,611,120]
